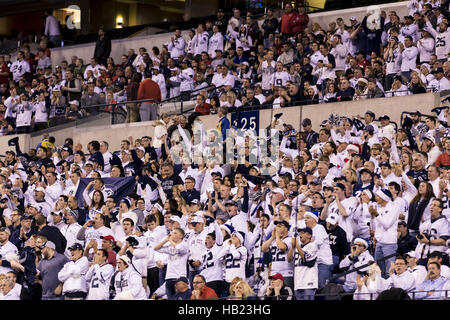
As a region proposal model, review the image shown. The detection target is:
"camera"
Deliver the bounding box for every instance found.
[417,233,429,240]
[126,236,139,248]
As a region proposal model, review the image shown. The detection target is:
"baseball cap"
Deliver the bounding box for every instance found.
[326,213,339,225]
[51,211,63,217]
[191,216,204,224]
[189,199,200,206]
[100,235,115,243]
[379,162,391,169]
[274,220,290,229]
[379,115,390,121]
[69,100,79,106]
[169,215,181,223]
[350,16,357,21]
[175,276,189,284]
[44,241,56,250]
[118,255,131,265]
[269,273,284,282]
[224,200,238,207]
[432,67,444,74]
[34,187,45,193]
[68,243,84,251]
[62,146,73,155]
[364,125,374,134]
[298,227,313,235]
[404,251,417,259]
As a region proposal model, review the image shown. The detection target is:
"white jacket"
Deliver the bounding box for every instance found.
[417,37,435,63]
[58,256,90,293]
[33,101,48,123]
[373,201,400,244]
[208,32,224,58]
[85,263,115,300]
[12,101,33,127]
[400,46,418,72]
[113,266,147,300]
[168,36,186,60]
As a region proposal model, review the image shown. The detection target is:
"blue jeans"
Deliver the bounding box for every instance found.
[375,242,398,279]
[318,263,333,289]
[188,270,200,289]
[165,278,177,299]
[295,289,315,300]
[158,265,167,288]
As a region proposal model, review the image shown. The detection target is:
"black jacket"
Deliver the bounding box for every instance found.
[397,232,418,256]
[38,225,67,254]
[94,36,111,64]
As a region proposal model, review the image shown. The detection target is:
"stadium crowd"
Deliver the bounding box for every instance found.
[0,0,449,301]
[0,0,449,134]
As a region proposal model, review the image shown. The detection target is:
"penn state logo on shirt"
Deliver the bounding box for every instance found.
[103,184,118,198]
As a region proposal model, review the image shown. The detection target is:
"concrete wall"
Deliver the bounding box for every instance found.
[51,29,191,67]
[51,1,410,67]
[56,91,441,153]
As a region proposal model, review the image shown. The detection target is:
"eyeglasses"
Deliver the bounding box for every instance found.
[193,281,204,284]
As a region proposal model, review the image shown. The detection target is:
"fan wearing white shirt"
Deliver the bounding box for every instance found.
[399,36,418,81]
[417,30,435,63]
[83,58,105,80]
[168,29,186,61]
[270,62,290,90]
[208,25,224,59]
[10,51,30,82]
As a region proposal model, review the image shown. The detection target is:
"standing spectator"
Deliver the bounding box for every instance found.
[0,55,9,86]
[44,10,61,47]
[280,3,297,39]
[10,51,30,83]
[61,69,82,103]
[37,240,69,300]
[94,27,111,67]
[154,227,189,299]
[370,189,400,278]
[400,36,418,81]
[261,8,279,41]
[291,6,309,37]
[85,249,115,300]
[137,76,162,121]
[125,72,141,123]
[57,243,89,300]
[113,255,147,300]
[168,29,186,61]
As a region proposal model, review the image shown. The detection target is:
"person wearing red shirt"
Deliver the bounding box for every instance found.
[191,274,218,300]
[137,77,161,121]
[0,55,10,85]
[99,235,117,268]
[280,3,298,38]
[291,6,309,37]
[435,138,450,167]
[193,94,211,115]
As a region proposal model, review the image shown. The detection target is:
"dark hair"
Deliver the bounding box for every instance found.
[411,181,435,203]
[89,140,100,151]
[395,256,407,264]
[98,249,109,259]
[207,232,216,240]
[145,214,157,224]
[122,217,135,227]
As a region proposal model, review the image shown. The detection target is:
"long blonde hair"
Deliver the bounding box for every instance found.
[234,280,255,299]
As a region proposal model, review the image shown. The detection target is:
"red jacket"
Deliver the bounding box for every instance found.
[137,78,161,103]
[291,13,309,36]
[191,286,218,300]
[280,11,298,35]
[194,102,211,115]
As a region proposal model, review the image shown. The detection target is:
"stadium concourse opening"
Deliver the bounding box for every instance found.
[0,0,448,302]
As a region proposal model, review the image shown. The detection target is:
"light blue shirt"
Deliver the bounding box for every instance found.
[415,276,446,300]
